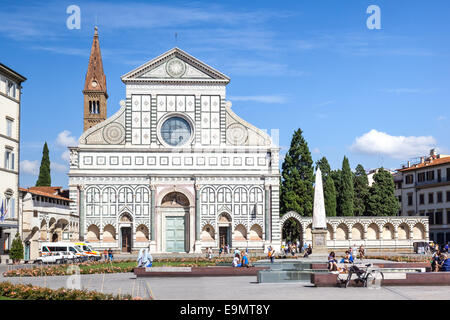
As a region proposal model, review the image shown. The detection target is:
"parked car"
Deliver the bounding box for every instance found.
[34,252,65,265]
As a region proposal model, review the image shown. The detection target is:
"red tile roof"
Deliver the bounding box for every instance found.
[398,156,450,172]
[19,187,72,202]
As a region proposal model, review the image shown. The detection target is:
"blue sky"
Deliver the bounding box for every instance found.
[1,0,449,188]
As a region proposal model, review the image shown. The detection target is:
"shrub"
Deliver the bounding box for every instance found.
[9,233,24,263]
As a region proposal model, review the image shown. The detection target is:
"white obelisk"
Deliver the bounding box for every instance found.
[313,167,326,230]
[311,167,328,256]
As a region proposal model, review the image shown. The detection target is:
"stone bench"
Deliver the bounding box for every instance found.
[311,271,450,287]
[134,266,268,277]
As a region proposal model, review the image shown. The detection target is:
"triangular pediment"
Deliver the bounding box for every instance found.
[121,48,230,84]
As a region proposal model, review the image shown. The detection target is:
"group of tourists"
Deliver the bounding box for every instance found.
[280,241,301,256]
[327,245,366,271]
[103,248,114,261]
[232,250,250,268]
[218,244,230,256]
[431,250,450,272]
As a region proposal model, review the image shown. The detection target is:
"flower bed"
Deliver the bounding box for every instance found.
[0,282,136,300]
[2,257,239,277]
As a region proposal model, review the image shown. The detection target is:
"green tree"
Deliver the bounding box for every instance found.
[36,142,51,187]
[316,157,331,177]
[353,164,369,216]
[367,168,399,216]
[324,175,337,216]
[339,156,354,216]
[316,157,336,216]
[9,233,23,263]
[330,170,342,215]
[280,129,314,216]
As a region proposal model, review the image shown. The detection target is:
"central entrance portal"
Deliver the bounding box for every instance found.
[161,192,190,253]
[165,216,185,252]
[121,227,132,253]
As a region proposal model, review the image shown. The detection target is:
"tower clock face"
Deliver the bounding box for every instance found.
[91,81,98,87]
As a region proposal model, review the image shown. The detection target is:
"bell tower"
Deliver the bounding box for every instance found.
[83,26,108,131]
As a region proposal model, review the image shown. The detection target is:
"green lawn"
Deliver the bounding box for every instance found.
[0,296,18,300]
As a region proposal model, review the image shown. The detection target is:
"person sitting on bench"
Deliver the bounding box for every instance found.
[340,251,353,264]
[328,252,340,271]
[241,252,249,268]
[232,253,241,267]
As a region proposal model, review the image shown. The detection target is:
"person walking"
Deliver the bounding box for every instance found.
[208,247,213,260]
[103,249,108,261]
[268,246,275,263]
[108,248,113,261]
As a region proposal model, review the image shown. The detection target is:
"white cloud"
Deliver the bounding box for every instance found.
[350,129,437,159]
[50,162,67,173]
[61,150,70,162]
[312,148,320,154]
[20,160,39,175]
[437,115,446,121]
[56,130,77,148]
[229,95,287,104]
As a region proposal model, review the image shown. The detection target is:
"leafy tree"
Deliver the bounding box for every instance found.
[367,168,399,216]
[353,164,369,216]
[316,157,336,216]
[282,218,302,242]
[280,129,314,216]
[36,142,51,187]
[9,233,23,263]
[339,156,354,216]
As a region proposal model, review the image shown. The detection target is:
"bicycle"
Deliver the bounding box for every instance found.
[340,263,384,288]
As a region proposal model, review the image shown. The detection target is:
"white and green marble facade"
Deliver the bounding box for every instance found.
[68,48,281,253]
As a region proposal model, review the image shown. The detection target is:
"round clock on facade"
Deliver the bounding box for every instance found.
[166,58,186,78]
[161,116,192,146]
[91,80,98,87]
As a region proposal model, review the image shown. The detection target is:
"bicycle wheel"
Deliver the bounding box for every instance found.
[344,271,352,288]
[365,270,384,288]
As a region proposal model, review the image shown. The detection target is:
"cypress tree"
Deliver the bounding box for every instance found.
[353,164,369,216]
[324,175,337,216]
[36,142,51,187]
[340,156,354,216]
[280,129,314,216]
[330,169,342,215]
[316,157,336,216]
[316,157,331,177]
[367,168,399,216]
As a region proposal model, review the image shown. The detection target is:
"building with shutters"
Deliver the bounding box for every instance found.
[0,63,26,261]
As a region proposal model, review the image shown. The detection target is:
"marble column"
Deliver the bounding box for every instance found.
[195,184,200,241]
[194,184,202,253]
[150,185,156,241]
[78,186,85,241]
[264,185,270,241]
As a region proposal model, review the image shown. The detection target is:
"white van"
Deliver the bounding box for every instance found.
[39,242,85,262]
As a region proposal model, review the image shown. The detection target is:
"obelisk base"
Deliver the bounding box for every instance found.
[310,229,329,257]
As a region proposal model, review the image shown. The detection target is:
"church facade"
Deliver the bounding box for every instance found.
[68,29,281,253]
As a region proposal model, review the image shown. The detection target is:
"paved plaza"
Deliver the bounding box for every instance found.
[1,272,449,300]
